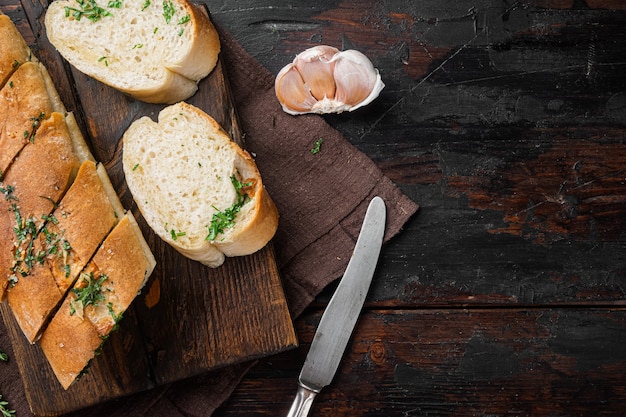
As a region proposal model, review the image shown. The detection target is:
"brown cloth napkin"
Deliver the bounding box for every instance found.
[0,23,418,417]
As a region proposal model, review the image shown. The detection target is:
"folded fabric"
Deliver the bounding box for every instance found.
[0,22,418,417]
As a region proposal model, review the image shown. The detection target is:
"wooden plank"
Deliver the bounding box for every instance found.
[1,2,297,415]
[216,307,626,416]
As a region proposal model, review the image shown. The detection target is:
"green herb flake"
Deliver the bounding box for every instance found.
[0,184,16,201]
[206,176,251,241]
[19,111,45,143]
[64,0,112,22]
[98,56,108,66]
[132,163,140,171]
[0,394,16,417]
[70,272,108,315]
[170,229,186,241]
[310,138,324,154]
[132,44,144,49]
[178,14,190,25]
[163,0,175,23]
[108,0,123,8]
[142,0,151,10]
[0,348,7,362]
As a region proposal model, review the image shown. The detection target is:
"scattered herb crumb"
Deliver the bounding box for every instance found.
[206,176,251,241]
[163,0,175,23]
[70,273,108,316]
[310,138,323,154]
[64,0,112,22]
[132,163,140,171]
[0,394,16,417]
[142,0,151,10]
[170,229,186,240]
[0,347,7,362]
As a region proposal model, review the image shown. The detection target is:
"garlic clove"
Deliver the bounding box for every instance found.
[332,49,384,111]
[294,47,337,101]
[274,45,384,115]
[275,64,318,115]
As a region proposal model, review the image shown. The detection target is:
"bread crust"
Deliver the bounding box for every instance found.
[0,14,31,88]
[38,294,104,390]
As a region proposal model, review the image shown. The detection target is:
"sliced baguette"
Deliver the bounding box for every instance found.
[45,0,220,104]
[39,212,156,389]
[44,160,121,295]
[0,61,58,174]
[122,102,279,267]
[2,112,82,341]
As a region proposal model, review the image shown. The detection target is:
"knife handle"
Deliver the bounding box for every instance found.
[286,384,318,417]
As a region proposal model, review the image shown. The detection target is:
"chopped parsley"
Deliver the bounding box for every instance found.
[163,0,175,23]
[107,0,123,7]
[23,112,46,143]
[310,138,323,154]
[70,273,108,315]
[0,394,16,417]
[64,0,112,22]
[0,184,16,201]
[170,229,186,240]
[206,176,251,241]
[142,0,151,10]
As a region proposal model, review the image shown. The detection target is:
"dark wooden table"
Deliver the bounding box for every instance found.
[209,2,626,416]
[4,1,626,416]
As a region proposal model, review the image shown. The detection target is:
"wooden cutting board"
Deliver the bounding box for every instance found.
[0,2,297,416]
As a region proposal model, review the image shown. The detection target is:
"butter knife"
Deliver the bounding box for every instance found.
[286,196,386,417]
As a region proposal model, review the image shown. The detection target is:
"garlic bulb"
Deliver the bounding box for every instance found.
[275,45,385,115]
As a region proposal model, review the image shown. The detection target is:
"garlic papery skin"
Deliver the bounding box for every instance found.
[275,45,384,115]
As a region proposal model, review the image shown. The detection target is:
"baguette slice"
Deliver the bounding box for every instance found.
[122,102,279,267]
[0,61,58,174]
[44,160,122,295]
[39,212,156,389]
[45,0,220,104]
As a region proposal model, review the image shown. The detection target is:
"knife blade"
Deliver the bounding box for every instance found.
[286,196,386,417]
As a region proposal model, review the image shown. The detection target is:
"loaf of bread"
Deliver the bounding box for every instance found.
[0,12,156,388]
[122,102,279,267]
[44,0,220,104]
